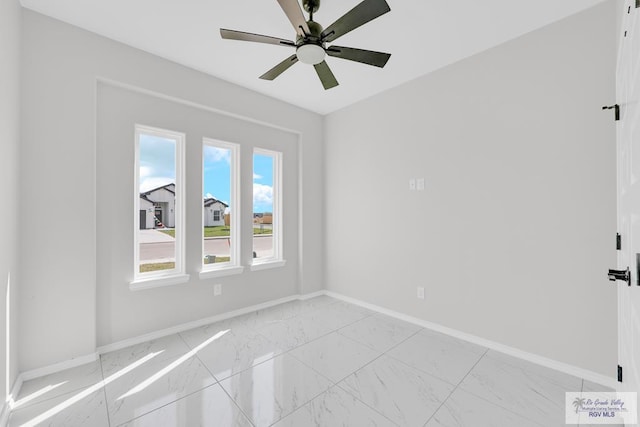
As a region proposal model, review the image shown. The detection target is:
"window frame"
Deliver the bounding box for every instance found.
[200,138,244,279]
[131,124,188,290]
[251,148,285,270]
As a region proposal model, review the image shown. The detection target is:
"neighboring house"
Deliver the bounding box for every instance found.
[139,185,229,229]
[204,198,228,227]
[139,183,176,229]
[253,212,273,224]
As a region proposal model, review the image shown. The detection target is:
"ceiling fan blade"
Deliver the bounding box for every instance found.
[260,55,299,80]
[326,46,391,68]
[220,29,295,47]
[314,60,339,90]
[276,0,310,36]
[321,0,390,43]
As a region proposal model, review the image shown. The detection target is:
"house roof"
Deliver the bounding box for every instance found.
[140,183,175,197]
[140,184,228,208]
[140,194,153,204]
[204,197,229,208]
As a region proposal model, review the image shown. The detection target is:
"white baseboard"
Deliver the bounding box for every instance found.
[96,293,304,355]
[0,373,24,426]
[8,287,616,423]
[298,290,325,300]
[324,290,617,389]
[0,400,8,427]
[8,292,311,416]
[20,353,98,383]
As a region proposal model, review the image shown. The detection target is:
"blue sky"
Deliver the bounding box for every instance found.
[140,134,273,213]
[139,134,175,192]
[252,153,273,214]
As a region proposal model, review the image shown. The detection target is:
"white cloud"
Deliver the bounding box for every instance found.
[253,183,273,208]
[140,177,174,193]
[204,146,230,164]
[205,193,214,199]
[253,173,262,180]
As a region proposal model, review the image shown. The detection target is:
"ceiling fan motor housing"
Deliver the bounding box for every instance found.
[296,20,325,64]
[302,0,320,14]
[297,20,323,44]
[220,0,392,89]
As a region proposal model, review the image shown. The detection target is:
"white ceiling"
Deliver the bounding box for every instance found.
[21,0,607,114]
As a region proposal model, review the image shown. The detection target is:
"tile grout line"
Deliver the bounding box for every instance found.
[327,326,426,427]
[440,350,551,427]
[173,330,256,426]
[214,302,380,426]
[334,381,402,427]
[170,297,352,426]
[107,333,220,426]
[217,381,257,427]
[115,383,226,427]
[252,308,380,425]
[422,348,490,427]
[98,354,113,427]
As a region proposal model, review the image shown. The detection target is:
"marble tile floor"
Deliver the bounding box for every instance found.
[9,296,616,427]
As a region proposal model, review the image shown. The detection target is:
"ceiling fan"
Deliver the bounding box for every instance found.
[220,0,391,90]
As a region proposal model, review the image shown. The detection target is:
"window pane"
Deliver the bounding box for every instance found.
[203,144,232,266]
[138,133,177,273]
[253,152,274,259]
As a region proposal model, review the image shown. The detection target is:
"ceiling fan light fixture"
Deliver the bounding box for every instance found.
[296,44,325,65]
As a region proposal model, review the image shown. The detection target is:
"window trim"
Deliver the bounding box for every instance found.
[131,124,187,289]
[201,138,243,276]
[252,148,285,268]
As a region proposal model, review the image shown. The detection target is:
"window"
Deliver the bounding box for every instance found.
[201,138,242,277]
[133,125,187,288]
[253,149,284,268]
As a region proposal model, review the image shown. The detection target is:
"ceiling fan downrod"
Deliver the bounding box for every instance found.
[302,0,320,16]
[220,0,391,90]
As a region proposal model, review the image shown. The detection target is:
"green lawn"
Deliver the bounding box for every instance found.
[140,256,232,272]
[139,262,175,273]
[158,226,271,238]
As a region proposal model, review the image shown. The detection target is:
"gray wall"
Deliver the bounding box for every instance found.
[97,83,299,345]
[0,0,21,400]
[20,10,324,371]
[325,2,617,376]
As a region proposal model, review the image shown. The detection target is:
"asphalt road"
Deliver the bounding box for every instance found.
[140,235,274,261]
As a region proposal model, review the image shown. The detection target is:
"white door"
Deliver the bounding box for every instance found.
[616,0,640,416]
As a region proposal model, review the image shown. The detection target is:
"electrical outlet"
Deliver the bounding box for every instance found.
[214,284,222,296]
[417,286,425,300]
[409,178,416,190]
[417,178,425,191]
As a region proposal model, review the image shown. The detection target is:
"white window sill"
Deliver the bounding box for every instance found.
[250,259,287,272]
[129,273,190,291]
[199,265,245,279]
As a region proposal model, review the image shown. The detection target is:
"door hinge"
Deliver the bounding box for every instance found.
[618,365,623,382]
[617,233,622,250]
[602,104,620,121]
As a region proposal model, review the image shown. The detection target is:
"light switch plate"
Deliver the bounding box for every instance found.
[417,286,425,299]
[409,179,416,190]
